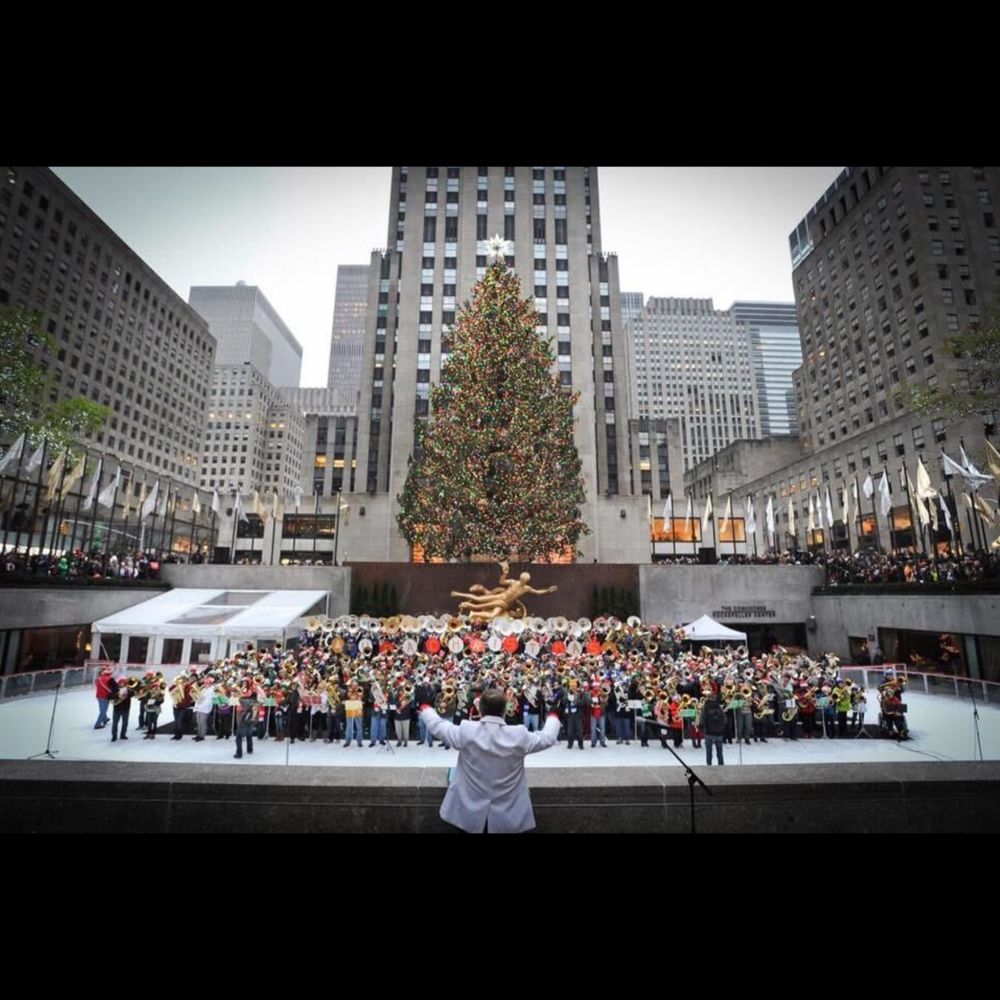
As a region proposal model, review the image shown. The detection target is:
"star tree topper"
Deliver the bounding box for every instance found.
[485,233,511,262]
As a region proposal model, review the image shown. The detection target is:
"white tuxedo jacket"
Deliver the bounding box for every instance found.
[420,707,560,833]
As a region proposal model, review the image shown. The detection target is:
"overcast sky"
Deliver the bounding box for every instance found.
[52,166,842,386]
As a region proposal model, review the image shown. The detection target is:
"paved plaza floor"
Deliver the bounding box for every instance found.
[1,686,997,770]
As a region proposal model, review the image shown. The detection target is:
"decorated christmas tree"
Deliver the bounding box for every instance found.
[397,239,588,561]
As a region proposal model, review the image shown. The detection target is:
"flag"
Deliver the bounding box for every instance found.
[941,496,953,535]
[975,493,996,525]
[719,495,732,537]
[852,480,861,522]
[646,492,652,528]
[140,480,159,521]
[863,472,874,499]
[158,482,170,519]
[45,450,66,502]
[191,489,201,515]
[915,456,938,500]
[98,465,120,509]
[81,458,103,511]
[840,484,849,525]
[985,439,1000,487]
[271,491,283,521]
[684,495,693,535]
[293,486,303,513]
[961,444,990,483]
[60,452,87,500]
[234,491,249,525]
[662,493,673,525]
[824,486,835,528]
[807,493,816,533]
[253,490,269,522]
[928,492,939,531]
[700,494,713,536]
[787,498,796,535]
[765,495,775,542]
[340,501,350,527]
[908,472,930,528]
[0,433,25,475]
[879,471,892,517]
[211,489,221,515]
[745,495,756,536]
[25,441,45,474]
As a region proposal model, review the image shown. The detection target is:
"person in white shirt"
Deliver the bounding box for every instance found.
[418,688,560,834]
[193,677,215,742]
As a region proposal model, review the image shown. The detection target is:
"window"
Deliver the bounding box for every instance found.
[912,426,925,450]
[893,433,905,457]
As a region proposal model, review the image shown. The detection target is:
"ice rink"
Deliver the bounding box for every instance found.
[1,685,997,769]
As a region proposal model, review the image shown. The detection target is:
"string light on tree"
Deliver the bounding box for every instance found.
[397,258,588,562]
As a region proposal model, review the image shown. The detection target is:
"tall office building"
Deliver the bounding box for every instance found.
[199,364,304,494]
[327,264,369,404]
[0,166,216,486]
[282,387,358,496]
[350,166,638,562]
[731,301,802,437]
[688,165,1000,552]
[629,297,760,471]
[189,283,303,386]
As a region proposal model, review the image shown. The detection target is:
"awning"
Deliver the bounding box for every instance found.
[680,614,748,643]
[92,589,328,640]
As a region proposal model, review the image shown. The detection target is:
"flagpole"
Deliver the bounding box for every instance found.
[959,437,985,552]
[672,493,677,562]
[66,448,88,555]
[121,469,133,560]
[332,489,343,566]
[898,464,920,557]
[749,497,757,558]
[270,492,278,566]
[0,435,27,556]
[8,439,31,557]
[25,440,48,558]
[230,489,240,564]
[46,449,70,557]
[940,465,961,556]
[86,459,102,557]
[313,491,320,563]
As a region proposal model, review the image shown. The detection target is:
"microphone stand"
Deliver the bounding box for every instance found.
[28,670,65,760]
[968,679,985,762]
[646,717,713,834]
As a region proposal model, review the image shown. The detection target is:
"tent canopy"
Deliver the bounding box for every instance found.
[92,589,328,641]
[680,614,748,643]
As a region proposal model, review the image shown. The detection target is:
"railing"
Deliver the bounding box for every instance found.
[0,661,192,702]
[838,664,1000,707]
[814,580,1000,596]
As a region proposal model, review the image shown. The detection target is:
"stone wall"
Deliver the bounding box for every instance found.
[2,760,997,833]
[0,586,164,631]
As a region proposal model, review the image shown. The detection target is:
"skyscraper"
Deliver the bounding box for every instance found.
[189,283,303,387]
[327,264,369,405]
[731,301,802,437]
[628,297,761,470]
[0,166,216,486]
[350,166,637,562]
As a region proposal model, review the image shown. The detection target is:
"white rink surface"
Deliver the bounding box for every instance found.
[1,685,998,769]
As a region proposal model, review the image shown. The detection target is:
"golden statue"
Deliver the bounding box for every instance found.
[451,561,557,622]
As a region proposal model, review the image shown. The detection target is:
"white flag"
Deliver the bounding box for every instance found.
[807,493,817,532]
[60,452,87,500]
[25,441,45,474]
[840,484,849,525]
[879,471,892,517]
[0,433,25,475]
[852,479,861,521]
[787,498,796,535]
[961,445,990,483]
[98,465,120,509]
[863,472,874,499]
[81,458,103,511]
[211,489,221,515]
[986,439,1000,487]
[141,480,159,521]
[824,486,835,529]
[191,490,201,515]
[719,495,732,537]
[915,456,938,500]
[272,491,284,521]
[234,491,249,525]
[158,483,170,519]
[941,496,953,535]
[684,495,693,536]
[662,493,673,524]
[745,495,756,536]
[765,495,775,542]
[908,472,930,528]
[701,494,713,536]
[293,486,303,513]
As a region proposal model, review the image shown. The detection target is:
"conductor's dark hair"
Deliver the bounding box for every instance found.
[479,688,507,719]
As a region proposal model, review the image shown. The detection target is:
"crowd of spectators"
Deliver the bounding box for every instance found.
[0,547,193,581]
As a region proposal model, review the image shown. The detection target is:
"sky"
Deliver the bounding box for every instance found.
[51,166,842,387]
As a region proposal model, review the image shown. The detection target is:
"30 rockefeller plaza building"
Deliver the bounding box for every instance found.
[350,166,646,562]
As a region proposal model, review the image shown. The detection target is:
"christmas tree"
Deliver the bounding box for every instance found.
[397,243,588,561]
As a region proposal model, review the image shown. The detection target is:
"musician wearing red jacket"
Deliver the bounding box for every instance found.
[94,665,114,729]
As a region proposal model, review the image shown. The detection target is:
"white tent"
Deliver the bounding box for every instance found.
[679,614,748,643]
[91,588,329,666]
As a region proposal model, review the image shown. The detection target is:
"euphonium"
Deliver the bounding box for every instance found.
[781,693,799,722]
[739,683,753,700]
